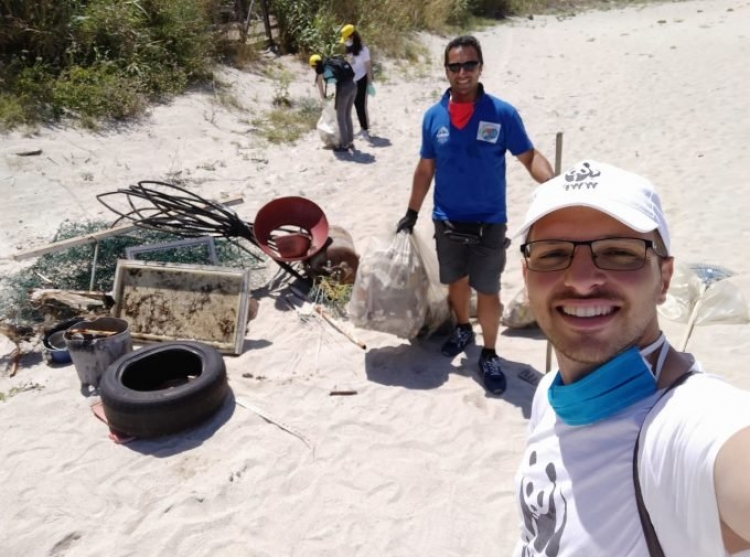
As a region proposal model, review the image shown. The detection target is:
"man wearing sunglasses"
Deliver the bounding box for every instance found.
[396,35,553,395]
[512,160,750,556]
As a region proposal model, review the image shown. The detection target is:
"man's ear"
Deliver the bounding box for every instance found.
[657,257,674,304]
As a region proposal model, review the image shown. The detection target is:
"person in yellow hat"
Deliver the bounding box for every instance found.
[340,24,374,140]
[309,53,357,152]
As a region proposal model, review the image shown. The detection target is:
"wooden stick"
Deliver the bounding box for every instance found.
[679,283,708,351]
[545,131,564,373]
[67,329,120,337]
[314,305,366,350]
[12,195,244,261]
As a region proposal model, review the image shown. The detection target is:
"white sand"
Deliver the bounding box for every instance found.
[1,1,749,555]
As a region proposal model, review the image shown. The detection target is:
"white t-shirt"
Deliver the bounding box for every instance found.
[513,367,750,557]
[348,45,370,82]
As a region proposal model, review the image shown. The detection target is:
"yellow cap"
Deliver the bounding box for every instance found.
[339,24,355,43]
[309,54,322,67]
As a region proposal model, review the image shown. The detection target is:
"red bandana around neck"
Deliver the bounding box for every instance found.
[449,99,474,129]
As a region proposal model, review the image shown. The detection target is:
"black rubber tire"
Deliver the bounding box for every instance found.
[99,341,228,438]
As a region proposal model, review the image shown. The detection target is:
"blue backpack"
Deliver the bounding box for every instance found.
[323,56,355,84]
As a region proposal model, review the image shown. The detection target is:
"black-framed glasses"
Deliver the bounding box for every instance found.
[520,237,664,272]
[445,60,480,73]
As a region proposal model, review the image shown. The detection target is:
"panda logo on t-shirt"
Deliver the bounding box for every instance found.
[518,450,568,556]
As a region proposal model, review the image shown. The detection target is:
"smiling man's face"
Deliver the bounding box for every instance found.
[445,45,482,103]
[522,206,673,382]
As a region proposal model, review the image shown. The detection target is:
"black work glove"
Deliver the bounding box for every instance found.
[396,208,418,234]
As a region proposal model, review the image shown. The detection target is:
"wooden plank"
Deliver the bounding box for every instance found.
[12,195,244,261]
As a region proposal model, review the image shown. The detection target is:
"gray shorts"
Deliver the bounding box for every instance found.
[434,220,509,294]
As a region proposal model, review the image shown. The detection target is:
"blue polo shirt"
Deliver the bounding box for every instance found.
[420,85,534,223]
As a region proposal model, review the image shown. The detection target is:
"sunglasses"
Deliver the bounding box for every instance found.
[445,60,480,73]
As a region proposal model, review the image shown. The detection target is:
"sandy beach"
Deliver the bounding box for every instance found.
[1,0,749,555]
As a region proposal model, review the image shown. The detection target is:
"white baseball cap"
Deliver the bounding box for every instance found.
[514,160,671,255]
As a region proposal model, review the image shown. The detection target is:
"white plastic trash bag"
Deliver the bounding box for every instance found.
[658,264,701,323]
[659,263,750,325]
[502,287,537,329]
[347,230,448,339]
[317,101,340,148]
[412,230,450,336]
[692,280,750,325]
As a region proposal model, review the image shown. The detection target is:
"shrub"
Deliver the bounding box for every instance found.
[0,0,218,126]
[0,0,644,128]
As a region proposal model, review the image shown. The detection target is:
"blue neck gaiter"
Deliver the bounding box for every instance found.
[547,336,669,427]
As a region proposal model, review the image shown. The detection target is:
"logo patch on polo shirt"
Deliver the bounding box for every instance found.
[477,121,500,143]
[436,126,450,144]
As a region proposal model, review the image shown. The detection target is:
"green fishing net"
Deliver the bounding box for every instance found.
[0,220,271,325]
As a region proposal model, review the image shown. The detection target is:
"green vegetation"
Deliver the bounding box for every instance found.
[0,0,228,127]
[251,97,320,144]
[0,0,660,129]
[310,276,353,317]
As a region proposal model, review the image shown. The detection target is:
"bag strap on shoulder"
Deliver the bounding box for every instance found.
[633,371,695,557]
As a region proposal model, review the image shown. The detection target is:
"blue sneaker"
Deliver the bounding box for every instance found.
[479,354,507,395]
[441,325,474,357]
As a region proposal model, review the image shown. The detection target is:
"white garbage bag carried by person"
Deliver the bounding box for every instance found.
[347,229,448,339]
[317,100,340,148]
